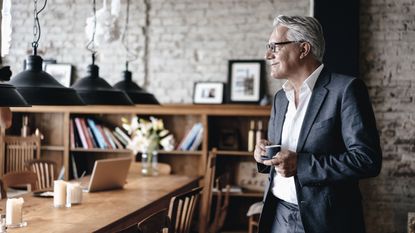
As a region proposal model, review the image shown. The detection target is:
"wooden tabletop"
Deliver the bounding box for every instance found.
[1,167,201,233]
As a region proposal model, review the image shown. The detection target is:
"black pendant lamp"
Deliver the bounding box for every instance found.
[71,0,132,105]
[0,66,29,107]
[113,0,158,105]
[71,54,133,105]
[8,0,83,105]
[113,64,159,105]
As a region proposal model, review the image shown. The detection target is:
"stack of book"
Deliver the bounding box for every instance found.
[70,117,130,149]
[176,123,204,151]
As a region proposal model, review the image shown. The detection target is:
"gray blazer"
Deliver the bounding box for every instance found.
[257,68,382,233]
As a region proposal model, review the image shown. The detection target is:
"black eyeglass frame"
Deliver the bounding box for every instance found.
[266,41,304,53]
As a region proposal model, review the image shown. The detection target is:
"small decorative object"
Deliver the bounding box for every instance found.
[193,82,224,104]
[122,116,175,176]
[227,60,265,104]
[6,197,27,228]
[44,64,73,87]
[236,162,268,192]
[53,180,67,208]
[218,129,240,150]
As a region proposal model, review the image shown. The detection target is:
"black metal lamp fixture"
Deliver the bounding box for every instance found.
[8,0,84,105]
[71,0,133,105]
[113,0,159,105]
[0,66,29,107]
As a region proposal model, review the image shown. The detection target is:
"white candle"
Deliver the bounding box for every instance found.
[53,180,67,208]
[6,197,24,226]
[66,183,82,207]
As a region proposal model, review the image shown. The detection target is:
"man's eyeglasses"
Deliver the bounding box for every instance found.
[266,41,303,53]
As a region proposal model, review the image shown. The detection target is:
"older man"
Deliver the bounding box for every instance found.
[254,15,382,233]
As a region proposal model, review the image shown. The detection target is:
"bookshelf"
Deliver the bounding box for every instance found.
[6,104,270,232]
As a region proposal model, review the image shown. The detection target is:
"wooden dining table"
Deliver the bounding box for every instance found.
[0,165,201,233]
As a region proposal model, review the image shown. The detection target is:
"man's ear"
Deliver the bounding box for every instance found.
[299,42,311,59]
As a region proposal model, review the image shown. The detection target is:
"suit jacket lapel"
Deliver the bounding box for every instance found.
[296,69,330,152]
[274,93,288,145]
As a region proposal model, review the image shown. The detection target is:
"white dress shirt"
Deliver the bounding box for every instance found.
[271,64,324,204]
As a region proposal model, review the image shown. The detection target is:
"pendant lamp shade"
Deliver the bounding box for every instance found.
[113,70,159,105]
[0,83,29,106]
[0,66,29,106]
[8,55,84,105]
[71,64,133,105]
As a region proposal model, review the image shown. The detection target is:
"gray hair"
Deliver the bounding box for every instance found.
[273,15,325,62]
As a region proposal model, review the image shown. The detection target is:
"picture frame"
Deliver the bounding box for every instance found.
[227,60,265,104]
[45,63,73,87]
[193,82,224,104]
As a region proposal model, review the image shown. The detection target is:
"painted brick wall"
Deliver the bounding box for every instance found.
[4,0,415,232]
[360,0,415,233]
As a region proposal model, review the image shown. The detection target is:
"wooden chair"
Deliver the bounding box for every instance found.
[168,187,203,233]
[247,201,263,233]
[25,159,57,190]
[199,149,217,233]
[208,173,231,233]
[2,171,38,192]
[138,208,170,233]
[1,135,41,174]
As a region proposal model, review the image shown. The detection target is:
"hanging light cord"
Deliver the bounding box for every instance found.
[32,0,47,55]
[86,0,97,64]
[121,0,138,71]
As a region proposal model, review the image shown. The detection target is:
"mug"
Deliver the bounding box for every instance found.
[262,144,281,160]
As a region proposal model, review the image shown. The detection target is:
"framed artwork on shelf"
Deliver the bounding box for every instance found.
[193,82,224,104]
[45,63,73,87]
[227,60,265,104]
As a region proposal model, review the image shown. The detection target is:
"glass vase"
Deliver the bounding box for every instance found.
[141,150,159,176]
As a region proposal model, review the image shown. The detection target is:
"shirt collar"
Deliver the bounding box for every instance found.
[282,64,324,93]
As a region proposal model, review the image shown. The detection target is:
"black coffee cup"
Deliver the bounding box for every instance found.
[262,144,281,160]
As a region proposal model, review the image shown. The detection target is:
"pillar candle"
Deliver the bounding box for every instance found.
[53,180,67,208]
[66,183,82,207]
[6,197,24,226]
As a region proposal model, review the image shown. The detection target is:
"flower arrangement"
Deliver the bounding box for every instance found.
[122,116,175,155]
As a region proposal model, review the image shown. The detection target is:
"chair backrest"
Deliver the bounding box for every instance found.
[2,135,41,174]
[138,208,170,233]
[25,159,57,190]
[199,149,217,233]
[208,173,231,233]
[2,171,38,192]
[168,187,203,233]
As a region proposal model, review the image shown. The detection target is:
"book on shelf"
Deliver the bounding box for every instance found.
[70,119,75,149]
[79,118,94,149]
[177,123,203,151]
[188,127,204,151]
[97,125,113,149]
[74,117,88,149]
[57,166,65,180]
[71,154,78,179]
[114,127,131,146]
[86,118,107,149]
[103,127,118,149]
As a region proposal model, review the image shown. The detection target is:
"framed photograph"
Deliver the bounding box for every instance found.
[45,63,73,87]
[193,82,224,104]
[227,60,265,103]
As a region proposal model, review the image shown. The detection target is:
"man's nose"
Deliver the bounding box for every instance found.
[265,50,274,60]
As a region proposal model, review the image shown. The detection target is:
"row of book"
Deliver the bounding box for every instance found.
[176,123,204,151]
[70,117,131,149]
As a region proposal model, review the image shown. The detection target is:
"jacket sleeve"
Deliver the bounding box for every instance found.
[296,78,382,186]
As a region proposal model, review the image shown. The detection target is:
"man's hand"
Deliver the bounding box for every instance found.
[254,139,270,163]
[263,149,298,177]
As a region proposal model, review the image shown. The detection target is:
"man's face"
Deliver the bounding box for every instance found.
[265,26,301,80]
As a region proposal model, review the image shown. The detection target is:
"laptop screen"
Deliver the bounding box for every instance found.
[86,157,132,192]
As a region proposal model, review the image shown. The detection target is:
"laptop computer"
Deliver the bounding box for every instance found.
[83,157,132,192]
